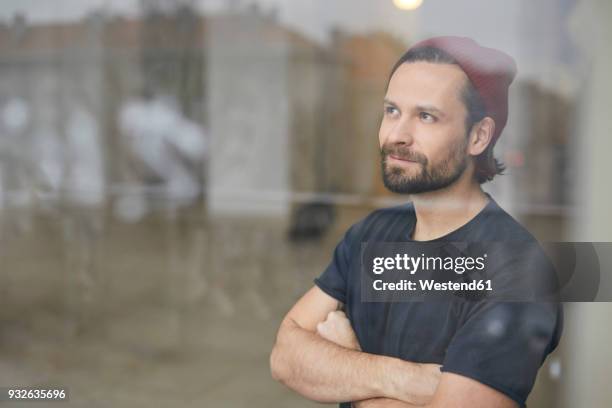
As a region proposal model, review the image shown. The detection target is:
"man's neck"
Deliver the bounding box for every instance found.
[410,178,489,242]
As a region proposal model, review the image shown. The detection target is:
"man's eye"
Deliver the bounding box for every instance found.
[419,112,436,123]
[384,106,398,116]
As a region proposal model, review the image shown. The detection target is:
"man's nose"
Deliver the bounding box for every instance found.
[385,116,415,146]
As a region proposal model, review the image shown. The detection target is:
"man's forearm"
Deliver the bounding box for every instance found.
[270,318,434,404]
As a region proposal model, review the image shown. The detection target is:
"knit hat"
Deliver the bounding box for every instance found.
[408,36,517,143]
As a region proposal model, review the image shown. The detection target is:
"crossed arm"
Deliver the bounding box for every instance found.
[270,286,518,408]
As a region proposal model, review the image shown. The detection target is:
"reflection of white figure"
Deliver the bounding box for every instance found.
[1,100,107,334]
[59,107,105,335]
[117,97,207,221]
[118,97,209,330]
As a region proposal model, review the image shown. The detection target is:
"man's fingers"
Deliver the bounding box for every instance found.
[318,310,352,338]
[317,321,333,337]
[327,310,348,321]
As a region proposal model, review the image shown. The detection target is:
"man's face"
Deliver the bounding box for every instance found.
[379,61,471,194]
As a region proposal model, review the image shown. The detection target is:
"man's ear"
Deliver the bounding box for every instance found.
[468,117,495,156]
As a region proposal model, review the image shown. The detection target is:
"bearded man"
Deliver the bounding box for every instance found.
[270,36,562,408]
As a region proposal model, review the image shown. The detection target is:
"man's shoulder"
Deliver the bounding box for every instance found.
[478,199,539,243]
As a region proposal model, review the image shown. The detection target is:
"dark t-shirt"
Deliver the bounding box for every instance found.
[314,196,563,408]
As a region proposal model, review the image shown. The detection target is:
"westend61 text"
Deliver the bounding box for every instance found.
[373,279,493,292]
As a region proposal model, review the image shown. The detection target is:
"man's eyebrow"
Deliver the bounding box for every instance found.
[383,99,447,117]
[414,104,446,117]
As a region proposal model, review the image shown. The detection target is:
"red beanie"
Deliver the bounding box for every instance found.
[409,36,517,143]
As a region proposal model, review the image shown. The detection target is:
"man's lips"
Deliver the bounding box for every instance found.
[388,154,419,163]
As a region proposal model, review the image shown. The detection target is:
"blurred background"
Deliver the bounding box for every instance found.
[0,0,610,407]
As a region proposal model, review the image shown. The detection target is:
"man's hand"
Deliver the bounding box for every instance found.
[317,310,441,407]
[316,310,361,351]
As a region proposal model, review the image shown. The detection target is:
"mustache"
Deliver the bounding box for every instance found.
[381,145,427,165]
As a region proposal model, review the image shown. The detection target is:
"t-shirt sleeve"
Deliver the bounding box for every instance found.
[314,225,358,304]
[441,301,563,407]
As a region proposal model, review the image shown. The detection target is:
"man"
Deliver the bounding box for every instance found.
[270,36,562,408]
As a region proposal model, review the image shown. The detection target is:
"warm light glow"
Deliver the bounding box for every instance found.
[393,0,423,11]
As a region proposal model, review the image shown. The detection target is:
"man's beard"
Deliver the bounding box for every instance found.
[381,137,469,195]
